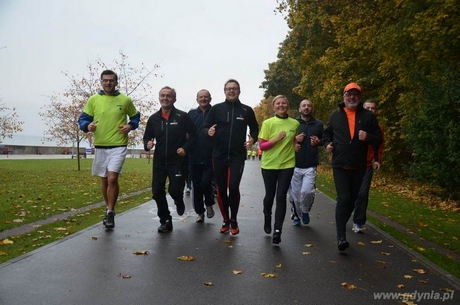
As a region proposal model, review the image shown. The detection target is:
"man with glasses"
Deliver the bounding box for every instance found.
[203,79,259,235]
[322,82,381,251]
[79,70,140,229]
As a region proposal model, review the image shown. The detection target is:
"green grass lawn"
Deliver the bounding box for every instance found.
[0,158,152,232]
[0,158,153,263]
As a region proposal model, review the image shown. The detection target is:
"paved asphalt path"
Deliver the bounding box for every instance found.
[0,160,458,305]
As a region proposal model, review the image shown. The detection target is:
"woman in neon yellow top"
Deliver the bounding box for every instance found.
[258,95,299,244]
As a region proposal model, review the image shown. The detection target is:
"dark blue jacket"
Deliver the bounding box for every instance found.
[295,116,324,168]
[188,106,213,165]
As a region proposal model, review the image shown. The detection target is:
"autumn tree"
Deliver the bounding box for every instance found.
[270,0,460,199]
[0,100,24,143]
[39,51,159,170]
[253,97,274,129]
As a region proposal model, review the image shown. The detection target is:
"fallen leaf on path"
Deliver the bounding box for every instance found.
[381,252,391,256]
[341,282,357,290]
[418,279,428,284]
[376,260,386,264]
[177,255,194,261]
[204,282,214,286]
[276,264,282,268]
[223,240,233,243]
[412,268,426,274]
[261,273,277,278]
[404,275,413,279]
[91,237,97,240]
[397,284,405,288]
[122,275,131,279]
[357,242,365,246]
[133,250,149,255]
[232,270,242,274]
[371,240,383,244]
[440,288,453,293]
[304,244,315,247]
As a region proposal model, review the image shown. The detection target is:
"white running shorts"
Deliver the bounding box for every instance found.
[92,146,128,177]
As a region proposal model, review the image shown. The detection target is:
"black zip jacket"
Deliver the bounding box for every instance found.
[143,106,197,164]
[188,106,213,165]
[295,115,324,168]
[322,103,381,169]
[203,99,259,160]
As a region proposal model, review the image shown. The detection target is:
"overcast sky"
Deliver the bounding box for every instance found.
[0,0,288,138]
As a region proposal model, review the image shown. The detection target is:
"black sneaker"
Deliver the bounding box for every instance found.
[264,215,271,234]
[338,238,349,251]
[272,230,281,244]
[176,201,185,216]
[158,220,173,233]
[103,211,115,229]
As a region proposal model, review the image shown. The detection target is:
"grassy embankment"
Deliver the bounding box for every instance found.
[316,167,460,278]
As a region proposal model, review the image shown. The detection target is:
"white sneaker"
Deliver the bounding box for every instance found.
[352,223,363,233]
[196,214,204,223]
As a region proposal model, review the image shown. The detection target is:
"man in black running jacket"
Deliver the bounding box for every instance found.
[203,79,259,235]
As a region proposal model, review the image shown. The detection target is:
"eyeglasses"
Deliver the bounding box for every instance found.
[101,79,116,83]
[344,91,361,97]
[225,87,240,92]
